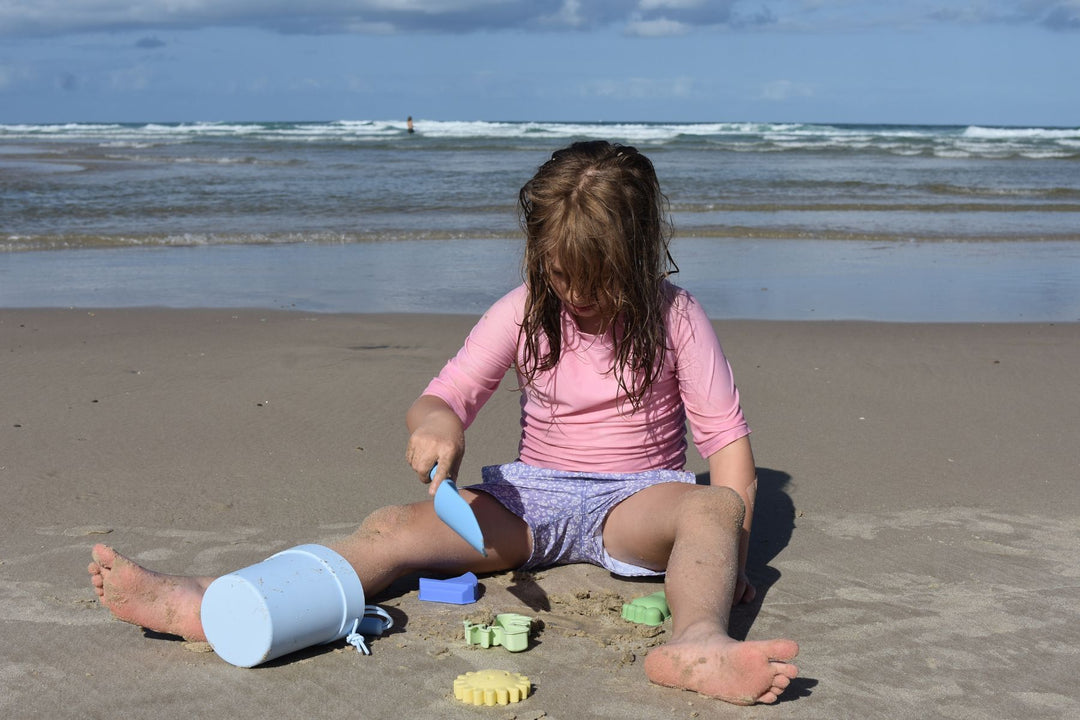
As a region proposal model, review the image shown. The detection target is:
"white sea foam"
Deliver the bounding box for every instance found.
[934,149,973,159]
[99,141,158,149]
[1021,151,1074,160]
[963,125,1080,140]
[1,120,1078,159]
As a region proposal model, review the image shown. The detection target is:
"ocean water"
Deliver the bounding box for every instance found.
[2,120,1079,321]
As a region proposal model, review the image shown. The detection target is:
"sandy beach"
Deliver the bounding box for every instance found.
[2,307,1078,719]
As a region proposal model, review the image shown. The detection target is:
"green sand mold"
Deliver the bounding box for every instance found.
[463,613,533,652]
[621,590,670,626]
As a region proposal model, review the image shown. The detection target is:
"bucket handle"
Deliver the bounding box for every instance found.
[345,605,394,656]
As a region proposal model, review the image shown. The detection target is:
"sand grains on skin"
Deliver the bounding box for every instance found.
[644,634,799,705]
[88,543,210,642]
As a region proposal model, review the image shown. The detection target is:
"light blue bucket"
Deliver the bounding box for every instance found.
[201,544,365,667]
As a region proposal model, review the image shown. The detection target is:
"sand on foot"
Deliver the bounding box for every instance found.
[644,634,799,705]
[88,543,212,642]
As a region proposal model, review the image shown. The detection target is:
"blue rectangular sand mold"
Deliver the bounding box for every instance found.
[419,571,479,604]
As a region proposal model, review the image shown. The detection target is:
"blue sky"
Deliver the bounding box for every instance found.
[1,1,1078,126]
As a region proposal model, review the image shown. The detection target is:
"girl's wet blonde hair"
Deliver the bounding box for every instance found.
[517,140,678,409]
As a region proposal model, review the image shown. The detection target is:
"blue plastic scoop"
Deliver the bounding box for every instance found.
[430,467,487,556]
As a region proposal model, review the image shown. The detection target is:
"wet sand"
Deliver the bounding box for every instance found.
[2,308,1078,718]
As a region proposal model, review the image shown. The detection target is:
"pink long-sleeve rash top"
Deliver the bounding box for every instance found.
[422,283,750,473]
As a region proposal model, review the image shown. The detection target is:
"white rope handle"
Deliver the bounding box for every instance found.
[344,605,394,656]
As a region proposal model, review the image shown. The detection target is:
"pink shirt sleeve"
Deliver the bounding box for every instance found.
[667,290,750,460]
[421,285,523,428]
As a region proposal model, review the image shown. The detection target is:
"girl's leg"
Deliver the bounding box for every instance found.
[89,490,531,642]
[331,488,531,590]
[602,483,799,705]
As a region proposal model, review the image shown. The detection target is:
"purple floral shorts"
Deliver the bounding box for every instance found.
[468,461,696,577]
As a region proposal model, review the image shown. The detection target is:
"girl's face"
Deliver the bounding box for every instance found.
[545,256,610,334]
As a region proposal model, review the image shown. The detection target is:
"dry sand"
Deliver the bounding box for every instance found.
[2,308,1078,719]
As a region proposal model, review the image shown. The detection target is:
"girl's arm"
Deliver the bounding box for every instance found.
[406,286,524,491]
[707,435,758,604]
[405,394,466,494]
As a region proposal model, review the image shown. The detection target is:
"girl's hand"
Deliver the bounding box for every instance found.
[406,425,462,493]
[405,395,465,494]
[735,570,757,605]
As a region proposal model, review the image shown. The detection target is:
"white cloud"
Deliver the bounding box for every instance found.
[625,18,690,36]
[551,0,586,28]
[0,0,1076,38]
[639,0,705,9]
[0,0,572,36]
[1040,0,1080,29]
[340,20,397,34]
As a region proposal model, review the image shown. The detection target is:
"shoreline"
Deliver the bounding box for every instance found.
[3,304,1078,325]
[2,308,1078,718]
[3,237,1080,322]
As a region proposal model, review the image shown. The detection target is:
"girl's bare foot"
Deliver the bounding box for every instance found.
[88,543,212,641]
[644,631,799,705]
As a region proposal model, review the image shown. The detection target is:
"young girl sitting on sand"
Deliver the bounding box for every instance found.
[89,140,798,706]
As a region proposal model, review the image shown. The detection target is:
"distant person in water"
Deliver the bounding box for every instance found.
[407,116,414,134]
[88,140,799,706]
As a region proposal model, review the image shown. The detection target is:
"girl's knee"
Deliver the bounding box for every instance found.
[677,485,745,530]
[358,503,417,538]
